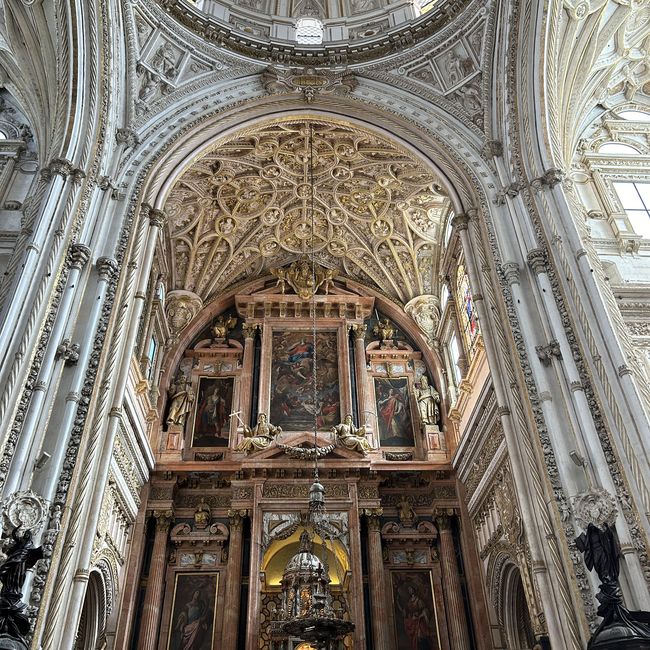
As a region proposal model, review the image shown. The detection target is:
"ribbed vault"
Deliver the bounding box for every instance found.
[162,117,452,305]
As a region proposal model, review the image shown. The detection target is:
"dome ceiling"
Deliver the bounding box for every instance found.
[163,0,470,63]
[162,118,451,305]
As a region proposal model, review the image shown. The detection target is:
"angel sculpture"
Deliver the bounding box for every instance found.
[236,413,282,454]
[332,414,374,454]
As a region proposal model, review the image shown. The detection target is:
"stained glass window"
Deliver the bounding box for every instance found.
[457,265,479,349]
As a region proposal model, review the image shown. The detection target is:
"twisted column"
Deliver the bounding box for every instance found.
[137,510,173,650]
[436,513,471,650]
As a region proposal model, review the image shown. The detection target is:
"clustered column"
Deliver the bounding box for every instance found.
[138,509,173,650]
[222,509,248,650]
[436,512,471,650]
[365,509,390,650]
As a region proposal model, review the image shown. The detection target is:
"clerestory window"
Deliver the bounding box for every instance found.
[613,182,650,239]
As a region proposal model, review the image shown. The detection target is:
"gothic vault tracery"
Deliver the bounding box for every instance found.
[164,118,452,304]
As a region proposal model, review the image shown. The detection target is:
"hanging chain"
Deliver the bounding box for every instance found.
[309,123,320,481]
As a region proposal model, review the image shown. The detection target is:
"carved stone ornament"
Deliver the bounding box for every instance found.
[572,489,618,532]
[165,290,203,340]
[2,490,48,535]
[405,294,440,341]
[262,66,357,103]
[276,443,336,460]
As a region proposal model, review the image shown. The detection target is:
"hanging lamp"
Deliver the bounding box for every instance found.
[274,123,355,649]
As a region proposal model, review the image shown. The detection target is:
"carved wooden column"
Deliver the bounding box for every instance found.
[436,513,471,650]
[137,509,173,650]
[239,323,258,428]
[223,509,247,650]
[365,509,390,650]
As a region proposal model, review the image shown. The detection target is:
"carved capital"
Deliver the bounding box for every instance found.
[526,248,547,275]
[153,509,174,532]
[149,208,167,229]
[494,181,522,205]
[228,509,248,529]
[116,128,140,149]
[501,262,520,286]
[41,157,79,182]
[434,512,453,531]
[535,339,562,366]
[242,322,260,340]
[349,323,366,340]
[531,168,565,192]
[55,339,80,365]
[97,257,119,281]
[481,139,503,158]
[362,508,383,532]
[451,213,470,232]
[69,243,91,270]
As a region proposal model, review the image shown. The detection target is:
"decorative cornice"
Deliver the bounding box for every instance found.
[156,0,472,67]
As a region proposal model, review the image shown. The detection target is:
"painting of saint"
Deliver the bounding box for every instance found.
[392,571,440,650]
[374,377,414,446]
[167,573,218,650]
[191,377,234,447]
[270,331,340,431]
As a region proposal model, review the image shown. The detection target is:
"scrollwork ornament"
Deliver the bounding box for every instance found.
[572,489,618,532]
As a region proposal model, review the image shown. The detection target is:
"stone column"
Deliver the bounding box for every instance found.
[222,509,247,650]
[137,509,173,650]
[365,509,390,650]
[239,323,258,428]
[436,513,471,650]
[350,324,370,428]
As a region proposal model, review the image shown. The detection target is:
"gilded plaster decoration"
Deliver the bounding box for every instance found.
[163,119,450,304]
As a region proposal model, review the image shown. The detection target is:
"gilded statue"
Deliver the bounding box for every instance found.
[211,314,237,340]
[270,258,336,300]
[194,498,211,529]
[167,375,194,428]
[332,414,374,454]
[236,413,282,454]
[414,374,440,426]
[372,318,394,343]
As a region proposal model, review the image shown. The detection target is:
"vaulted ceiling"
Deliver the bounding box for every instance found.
[161,117,451,306]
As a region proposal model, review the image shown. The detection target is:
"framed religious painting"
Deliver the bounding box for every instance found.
[191,377,234,447]
[166,572,219,650]
[270,330,340,432]
[391,570,441,650]
[374,377,415,447]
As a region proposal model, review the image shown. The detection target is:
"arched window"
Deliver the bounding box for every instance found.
[443,213,454,246]
[440,284,449,311]
[449,333,462,385]
[598,142,640,155]
[456,265,479,350]
[295,17,323,44]
[613,181,650,238]
[617,110,650,122]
